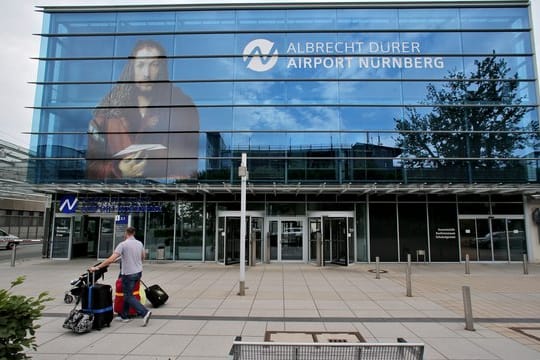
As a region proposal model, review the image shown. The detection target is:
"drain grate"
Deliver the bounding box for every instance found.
[265,331,365,343]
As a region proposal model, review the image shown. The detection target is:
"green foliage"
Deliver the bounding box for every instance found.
[0,276,53,360]
[395,56,534,169]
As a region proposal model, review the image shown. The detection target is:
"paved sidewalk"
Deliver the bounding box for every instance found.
[1,257,540,359]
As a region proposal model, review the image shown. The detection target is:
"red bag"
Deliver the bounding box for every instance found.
[113,278,141,315]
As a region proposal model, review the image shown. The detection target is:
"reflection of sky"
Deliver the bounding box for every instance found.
[39,8,536,163]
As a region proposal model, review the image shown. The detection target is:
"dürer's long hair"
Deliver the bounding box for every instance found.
[93,40,171,120]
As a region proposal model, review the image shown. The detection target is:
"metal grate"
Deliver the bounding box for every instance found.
[229,342,424,360]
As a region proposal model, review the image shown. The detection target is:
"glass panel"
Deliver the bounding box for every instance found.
[39,59,114,83]
[176,10,236,32]
[428,203,459,261]
[398,203,428,261]
[508,219,526,261]
[461,32,531,54]
[329,218,348,265]
[84,216,100,258]
[116,11,175,33]
[336,9,398,30]
[171,58,235,80]
[177,202,203,261]
[269,220,278,260]
[460,8,529,30]
[286,9,336,30]
[251,217,264,262]
[52,217,71,259]
[281,220,303,260]
[225,217,240,264]
[147,203,174,260]
[459,202,490,215]
[369,203,397,261]
[237,10,286,31]
[356,204,368,262]
[491,218,509,261]
[399,8,459,29]
[477,219,492,261]
[205,203,216,262]
[463,56,535,79]
[98,217,114,259]
[130,213,146,245]
[309,218,322,262]
[46,36,115,58]
[348,218,355,264]
[49,12,116,34]
[460,219,478,261]
[218,216,225,263]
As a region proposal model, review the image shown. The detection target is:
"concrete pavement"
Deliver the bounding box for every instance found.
[1,257,540,359]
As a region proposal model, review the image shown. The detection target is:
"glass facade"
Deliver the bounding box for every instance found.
[32,5,538,185]
[34,3,538,264]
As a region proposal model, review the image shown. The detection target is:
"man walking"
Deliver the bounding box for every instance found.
[89,226,151,326]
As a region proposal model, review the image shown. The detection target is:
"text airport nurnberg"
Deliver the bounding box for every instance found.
[284,40,445,70]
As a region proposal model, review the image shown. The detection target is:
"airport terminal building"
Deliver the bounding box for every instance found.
[30,0,540,264]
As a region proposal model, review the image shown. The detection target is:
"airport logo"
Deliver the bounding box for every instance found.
[243,39,279,72]
[59,195,78,213]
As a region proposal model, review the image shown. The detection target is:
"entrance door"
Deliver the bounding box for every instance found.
[326,217,350,266]
[268,218,305,261]
[97,217,115,259]
[309,213,354,266]
[217,212,264,265]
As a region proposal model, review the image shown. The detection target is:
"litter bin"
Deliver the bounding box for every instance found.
[156,246,165,260]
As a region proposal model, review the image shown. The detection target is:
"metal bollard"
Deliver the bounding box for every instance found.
[375,256,380,279]
[462,286,475,331]
[10,244,17,267]
[523,253,528,275]
[465,254,470,275]
[406,254,412,297]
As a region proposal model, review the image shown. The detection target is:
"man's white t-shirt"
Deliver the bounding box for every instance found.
[114,236,143,275]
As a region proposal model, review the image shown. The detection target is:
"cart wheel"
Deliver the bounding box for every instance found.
[64,294,74,304]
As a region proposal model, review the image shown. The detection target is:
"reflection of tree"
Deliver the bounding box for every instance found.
[395,56,533,169]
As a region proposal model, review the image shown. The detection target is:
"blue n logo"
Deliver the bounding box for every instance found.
[59,195,78,213]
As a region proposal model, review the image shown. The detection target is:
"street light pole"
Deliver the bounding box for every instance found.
[238,153,248,296]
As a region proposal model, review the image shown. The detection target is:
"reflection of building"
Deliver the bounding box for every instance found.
[0,139,47,241]
[30,1,540,264]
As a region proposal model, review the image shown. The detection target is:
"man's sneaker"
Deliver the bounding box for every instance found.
[115,316,131,323]
[142,311,152,327]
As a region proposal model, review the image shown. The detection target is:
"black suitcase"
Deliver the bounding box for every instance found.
[141,280,169,308]
[82,283,113,330]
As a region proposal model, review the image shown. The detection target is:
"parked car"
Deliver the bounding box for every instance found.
[0,228,21,249]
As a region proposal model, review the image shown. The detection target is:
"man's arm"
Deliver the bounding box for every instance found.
[89,252,120,272]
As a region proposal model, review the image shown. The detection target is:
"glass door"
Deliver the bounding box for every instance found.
[217,211,264,265]
[308,212,355,266]
[508,219,526,261]
[459,218,478,261]
[250,217,264,265]
[267,217,306,262]
[97,216,115,259]
[328,217,350,266]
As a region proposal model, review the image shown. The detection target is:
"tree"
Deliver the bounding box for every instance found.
[0,276,53,359]
[395,56,533,170]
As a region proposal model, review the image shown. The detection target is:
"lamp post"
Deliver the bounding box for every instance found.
[238,153,248,296]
